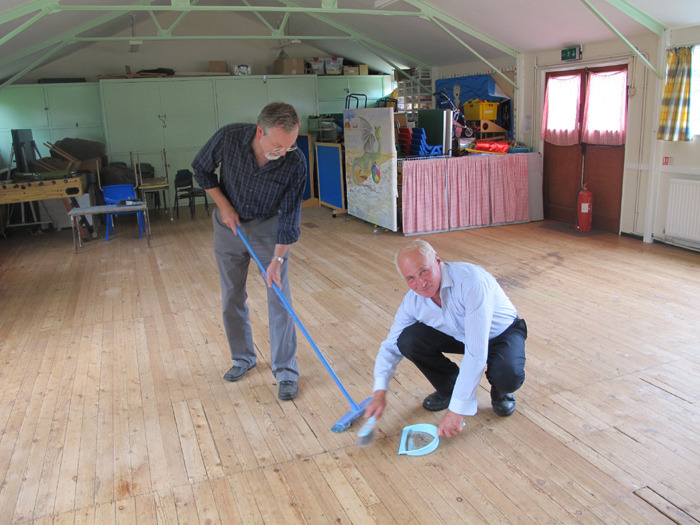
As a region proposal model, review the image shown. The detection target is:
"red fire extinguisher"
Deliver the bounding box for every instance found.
[575,184,593,232]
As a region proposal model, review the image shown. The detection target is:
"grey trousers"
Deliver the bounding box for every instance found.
[212,208,299,382]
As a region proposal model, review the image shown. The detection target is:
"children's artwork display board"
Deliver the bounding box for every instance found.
[296,134,314,201]
[316,142,345,211]
[342,107,398,231]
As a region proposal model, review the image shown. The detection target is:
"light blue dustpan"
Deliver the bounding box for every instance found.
[397,424,440,456]
[398,422,466,456]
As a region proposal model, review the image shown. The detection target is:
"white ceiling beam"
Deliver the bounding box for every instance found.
[275,0,431,69]
[356,40,432,94]
[0,0,58,25]
[580,0,662,78]
[0,0,152,68]
[51,5,424,17]
[603,0,665,36]
[374,0,400,7]
[0,8,51,47]
[240,0,277,33]
[73,35,353,43]
[1,41,69,90]
[402,0,518,58]
[430,16,517,89]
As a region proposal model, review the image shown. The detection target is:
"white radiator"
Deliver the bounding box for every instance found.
[665,178,700,245]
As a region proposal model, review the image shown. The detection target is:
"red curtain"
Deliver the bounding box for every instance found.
[402,155,530,233]
[401,158,448,234]
[447,156,490,229]
[489,154,529,224]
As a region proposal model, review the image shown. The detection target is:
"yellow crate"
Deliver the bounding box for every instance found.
[463,101,499,121]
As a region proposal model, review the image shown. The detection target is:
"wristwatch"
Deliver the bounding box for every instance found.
[273,255,285,264]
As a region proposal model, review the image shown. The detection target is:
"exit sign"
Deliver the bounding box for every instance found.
[561,46,581,61]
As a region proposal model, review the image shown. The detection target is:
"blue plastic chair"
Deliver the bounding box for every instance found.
[102,184,144,241]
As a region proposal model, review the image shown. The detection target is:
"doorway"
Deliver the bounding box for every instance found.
[542,65,628,233]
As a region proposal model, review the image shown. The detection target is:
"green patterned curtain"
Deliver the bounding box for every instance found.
[657,47,692,141]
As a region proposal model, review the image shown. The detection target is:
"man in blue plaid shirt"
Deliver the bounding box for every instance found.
[192,102,307,401]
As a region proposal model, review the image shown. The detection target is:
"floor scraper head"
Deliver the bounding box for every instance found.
[331,397,373,433]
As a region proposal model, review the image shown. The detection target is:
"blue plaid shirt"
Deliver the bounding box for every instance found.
[192,123,307,245]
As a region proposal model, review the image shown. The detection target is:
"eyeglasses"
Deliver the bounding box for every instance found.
[261,133,298,155]
[271,144,298,154]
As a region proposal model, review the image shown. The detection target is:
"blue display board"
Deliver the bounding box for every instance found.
[295,134,314,201]
[316,142,345,211]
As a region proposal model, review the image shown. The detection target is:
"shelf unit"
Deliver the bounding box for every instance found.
[396,68,433,124]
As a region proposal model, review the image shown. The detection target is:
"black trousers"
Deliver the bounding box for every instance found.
[396,318,527,398]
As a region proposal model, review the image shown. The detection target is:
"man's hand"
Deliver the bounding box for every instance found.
[266,259,282,288]
[219,203,240,233]
[437,409,465,438]
[206,187,240,233]
[364,390,387,420]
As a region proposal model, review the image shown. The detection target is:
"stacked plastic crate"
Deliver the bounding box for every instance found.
[397,127,412,157]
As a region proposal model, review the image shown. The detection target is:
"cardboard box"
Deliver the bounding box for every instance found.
[358,64,369,75]
[394,68,413,82]
[343,66,359,76]
[274,57,306,75]
[306,57,325,75]
[209,61,228,73]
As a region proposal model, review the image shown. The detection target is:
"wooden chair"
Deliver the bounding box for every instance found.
[133,149,171,219]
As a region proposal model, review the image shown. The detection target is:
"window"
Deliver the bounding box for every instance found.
[542,66,628,146]
[581,70,628,146]
[541,74,581,146]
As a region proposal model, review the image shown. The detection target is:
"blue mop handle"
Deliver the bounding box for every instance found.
[236,225,361,411]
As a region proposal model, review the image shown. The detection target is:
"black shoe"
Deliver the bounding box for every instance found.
[422,391,451,411]
[223,362,256,382]
[278,380,298,400]
[491,391,516,417]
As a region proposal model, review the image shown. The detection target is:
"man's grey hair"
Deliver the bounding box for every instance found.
[394,239,437,274]
[258,102,299,133]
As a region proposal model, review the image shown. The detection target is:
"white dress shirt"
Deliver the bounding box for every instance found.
[373,262,518,415]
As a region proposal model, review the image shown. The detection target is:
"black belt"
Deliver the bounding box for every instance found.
[239,214,276,223]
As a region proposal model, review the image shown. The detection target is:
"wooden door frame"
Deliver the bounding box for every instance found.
[540,63,628,232]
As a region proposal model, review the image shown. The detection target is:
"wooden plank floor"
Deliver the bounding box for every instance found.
[0,206,698,524]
